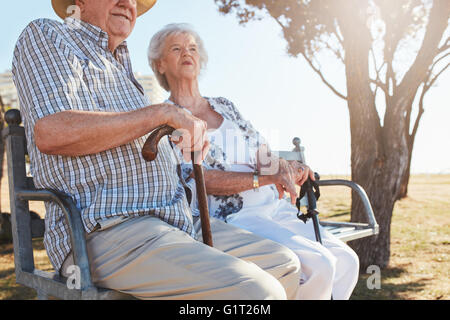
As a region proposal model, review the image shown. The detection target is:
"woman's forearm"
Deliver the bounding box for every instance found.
[204,169,273,195]
[34,104,171,156]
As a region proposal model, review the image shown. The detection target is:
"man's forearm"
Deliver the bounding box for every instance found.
[34,104,170,156]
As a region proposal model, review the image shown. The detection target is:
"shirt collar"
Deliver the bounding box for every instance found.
[64,17,128,51]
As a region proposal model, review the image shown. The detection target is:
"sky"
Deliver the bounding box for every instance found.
[1,0,449,174]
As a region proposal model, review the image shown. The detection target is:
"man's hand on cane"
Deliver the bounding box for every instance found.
[163,104,210,164]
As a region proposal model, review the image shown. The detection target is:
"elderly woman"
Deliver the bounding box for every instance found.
[147,23,359,300]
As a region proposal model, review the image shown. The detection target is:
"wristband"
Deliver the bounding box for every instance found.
[253,171,259,191]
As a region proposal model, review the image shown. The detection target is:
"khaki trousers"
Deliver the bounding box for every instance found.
[62,215,300,300]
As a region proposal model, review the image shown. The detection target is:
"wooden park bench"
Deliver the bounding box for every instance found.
[3,109,378,300]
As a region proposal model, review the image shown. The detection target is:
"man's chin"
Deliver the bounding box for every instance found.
[109,28,133,40]
[108,22,134,37]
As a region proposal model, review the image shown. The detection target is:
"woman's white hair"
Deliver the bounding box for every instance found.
[148,23,208,92]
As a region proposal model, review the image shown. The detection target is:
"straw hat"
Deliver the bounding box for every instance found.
[51,0,157,19]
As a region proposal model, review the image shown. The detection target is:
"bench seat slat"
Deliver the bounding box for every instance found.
[333,228,377,242]
[322,225,342,231]
[329,226,357,234]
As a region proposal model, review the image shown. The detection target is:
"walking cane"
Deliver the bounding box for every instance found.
[141,125,213,247]
[296,173,322,244]
[296,173,334,299]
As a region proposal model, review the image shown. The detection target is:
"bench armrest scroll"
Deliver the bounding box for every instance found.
[16,188,94,290]
[316,179,379,233]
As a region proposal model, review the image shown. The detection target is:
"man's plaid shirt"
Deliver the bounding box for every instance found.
[12,18,196,271]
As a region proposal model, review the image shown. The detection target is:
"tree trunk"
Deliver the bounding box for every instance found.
[350,92,412,269]
[336,0,449,270]
[0,96,5,213]
[397,172,409,200]
[397,142,413,200]
[337,1,410,270]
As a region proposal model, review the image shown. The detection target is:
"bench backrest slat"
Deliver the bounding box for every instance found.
[4,124,35,273]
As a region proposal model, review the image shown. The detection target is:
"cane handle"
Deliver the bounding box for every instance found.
[142,125,175,161]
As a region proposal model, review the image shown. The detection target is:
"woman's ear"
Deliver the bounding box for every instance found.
[156,60,166,75]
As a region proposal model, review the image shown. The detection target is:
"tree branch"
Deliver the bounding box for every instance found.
[428,51,450,77]
[301,52,348,101]
[273,14,348,101]
[370,48,388,97]
[323,39,345,64]
[426,62,450,88]
[396,0,450,98]
[409,62,449,145]
[274,16,286,32]
[409,85,426,145]
[370,79,389,96]
[437,36,450,54]
[383,58,395,113]
[370,47,380,77]
[332,23,344,46]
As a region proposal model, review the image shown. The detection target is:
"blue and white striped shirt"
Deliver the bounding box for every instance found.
[12,17,196,271]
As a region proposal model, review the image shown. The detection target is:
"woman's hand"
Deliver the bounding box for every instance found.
[256,145,298,204]
[288,160,315,187]
[272,158,299,204]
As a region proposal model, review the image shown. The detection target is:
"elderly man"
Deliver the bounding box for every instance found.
[11,0,300,300]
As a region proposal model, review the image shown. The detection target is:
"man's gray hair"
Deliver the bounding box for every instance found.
[148,23,208,92]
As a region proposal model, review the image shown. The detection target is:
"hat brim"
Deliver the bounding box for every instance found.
[51,0,156,20]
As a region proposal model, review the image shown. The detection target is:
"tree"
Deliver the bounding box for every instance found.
[0,95,5,213]
[214,0,450,269]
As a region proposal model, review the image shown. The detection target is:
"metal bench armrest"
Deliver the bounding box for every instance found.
[317,179,379,233]
[15,188,94,290]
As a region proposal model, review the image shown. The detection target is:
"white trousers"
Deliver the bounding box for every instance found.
[226,201,359,300]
